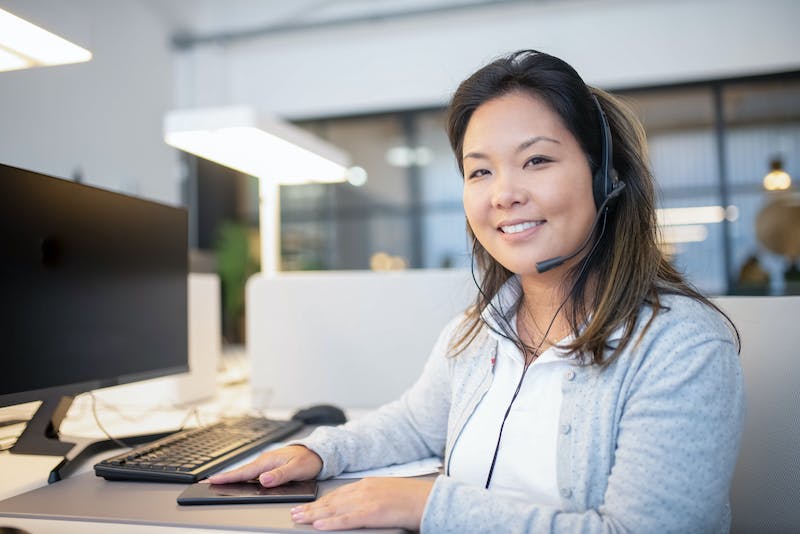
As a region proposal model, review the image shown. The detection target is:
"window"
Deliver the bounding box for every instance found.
[191,72,800,297]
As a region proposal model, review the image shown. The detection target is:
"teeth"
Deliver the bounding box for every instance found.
[501,221,542,234]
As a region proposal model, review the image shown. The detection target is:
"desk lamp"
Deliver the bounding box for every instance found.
[164,107,352,273]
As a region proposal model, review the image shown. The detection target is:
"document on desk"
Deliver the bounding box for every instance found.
[217,443,442,479]
[333,456,441,479]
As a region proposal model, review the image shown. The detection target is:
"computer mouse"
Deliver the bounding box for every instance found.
[291,404,347,426]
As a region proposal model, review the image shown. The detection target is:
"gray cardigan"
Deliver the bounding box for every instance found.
[297,292,744,533]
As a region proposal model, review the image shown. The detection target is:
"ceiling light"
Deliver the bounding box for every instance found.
[346,166,368,187]
[0,8,92,72]
[385,146,433,168]
[164,107,350,185]
[656,205,738,226]
[763,158,792,191]
[659,224,709,244]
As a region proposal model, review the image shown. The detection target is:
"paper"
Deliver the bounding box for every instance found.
[334,456,442,479]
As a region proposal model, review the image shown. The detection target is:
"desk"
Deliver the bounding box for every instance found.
[0,384,402,533]
[0,472,398,534]
[0,378,255,501]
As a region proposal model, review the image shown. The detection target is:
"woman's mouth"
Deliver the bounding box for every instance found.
[499,220,545,234]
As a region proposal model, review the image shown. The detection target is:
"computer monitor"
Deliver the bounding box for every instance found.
[0,162,188,468]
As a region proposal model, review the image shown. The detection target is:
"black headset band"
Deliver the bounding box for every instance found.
[590,93,617,209]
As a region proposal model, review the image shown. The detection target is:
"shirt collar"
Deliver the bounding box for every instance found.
[481,276,629,365]
[481,275,582,364]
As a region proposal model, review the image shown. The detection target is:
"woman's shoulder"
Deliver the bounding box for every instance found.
[643,293,735,342]
[618,292,740,374]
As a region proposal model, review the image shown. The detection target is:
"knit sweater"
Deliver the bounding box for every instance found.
[296,289,744,533]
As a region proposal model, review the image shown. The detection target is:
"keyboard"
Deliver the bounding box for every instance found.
[94,416,303,482]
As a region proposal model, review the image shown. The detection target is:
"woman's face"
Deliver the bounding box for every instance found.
[462,90,597,279]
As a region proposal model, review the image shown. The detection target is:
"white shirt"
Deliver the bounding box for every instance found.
[448,310,575,506]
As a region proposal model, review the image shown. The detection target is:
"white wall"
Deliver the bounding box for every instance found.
[1,0,797,200]
[175,0,800,120]
[0,0,181,204]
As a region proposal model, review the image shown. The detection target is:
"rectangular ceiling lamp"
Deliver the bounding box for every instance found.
[0,8,92,72]
[164,107,351,184]
[656,205,731,226]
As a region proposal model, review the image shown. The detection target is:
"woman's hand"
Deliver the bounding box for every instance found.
[290,477,434,531]
[207,444,322,487]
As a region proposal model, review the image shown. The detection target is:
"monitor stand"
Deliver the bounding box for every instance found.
[10,393,177,483]
[11,394,76,456]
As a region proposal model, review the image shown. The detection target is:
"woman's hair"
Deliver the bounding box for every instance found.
[447,50,735,365]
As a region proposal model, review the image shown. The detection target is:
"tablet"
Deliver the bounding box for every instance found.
[177,480,318,505]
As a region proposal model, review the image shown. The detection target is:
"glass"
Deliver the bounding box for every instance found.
[282,114,412,269]
[722,79,800,294]
[415,110,469,269]
[624,88,728,294]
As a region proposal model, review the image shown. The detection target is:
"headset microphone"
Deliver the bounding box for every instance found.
[535,94,624,274]
[535,181,626,273]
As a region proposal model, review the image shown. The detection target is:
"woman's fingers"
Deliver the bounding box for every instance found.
[291,477,434,531]
[207,455,273,484]
[258,463,296,487]
[291,499,333,523]
[310,512,361,531]
[207,445,322,485]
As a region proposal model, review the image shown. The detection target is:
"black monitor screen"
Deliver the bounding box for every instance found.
[0,162,188,405]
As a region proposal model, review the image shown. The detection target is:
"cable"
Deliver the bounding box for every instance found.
[89,392,134,449]
[88,392,204,451]
[178,406,202,430]
[482,211,609,489]
[469,238,534,355]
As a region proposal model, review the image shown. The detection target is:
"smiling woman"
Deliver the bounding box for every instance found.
[209,50,745,533]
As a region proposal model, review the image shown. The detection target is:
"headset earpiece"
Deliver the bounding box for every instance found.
[590,94,621,210]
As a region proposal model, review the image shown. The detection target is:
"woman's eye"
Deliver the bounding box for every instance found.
[525,156,550,167]
[467,169,490,179]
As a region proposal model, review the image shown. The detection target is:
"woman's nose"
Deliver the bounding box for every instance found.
[491,170,527,208]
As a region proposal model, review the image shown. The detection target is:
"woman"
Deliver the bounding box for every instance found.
[210,50,744,532]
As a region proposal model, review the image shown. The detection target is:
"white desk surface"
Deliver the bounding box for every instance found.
[0,380,382,534]
[0,379,259,500]
[0,518,249,534]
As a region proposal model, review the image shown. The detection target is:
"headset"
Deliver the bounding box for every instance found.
[535,94,626,274]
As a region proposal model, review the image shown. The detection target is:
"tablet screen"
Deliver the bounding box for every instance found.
[177,480,318,505]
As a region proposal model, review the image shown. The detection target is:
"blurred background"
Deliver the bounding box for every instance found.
[1,0,798,344]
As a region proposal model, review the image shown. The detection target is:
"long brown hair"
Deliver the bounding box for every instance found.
[447,50,736,365]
